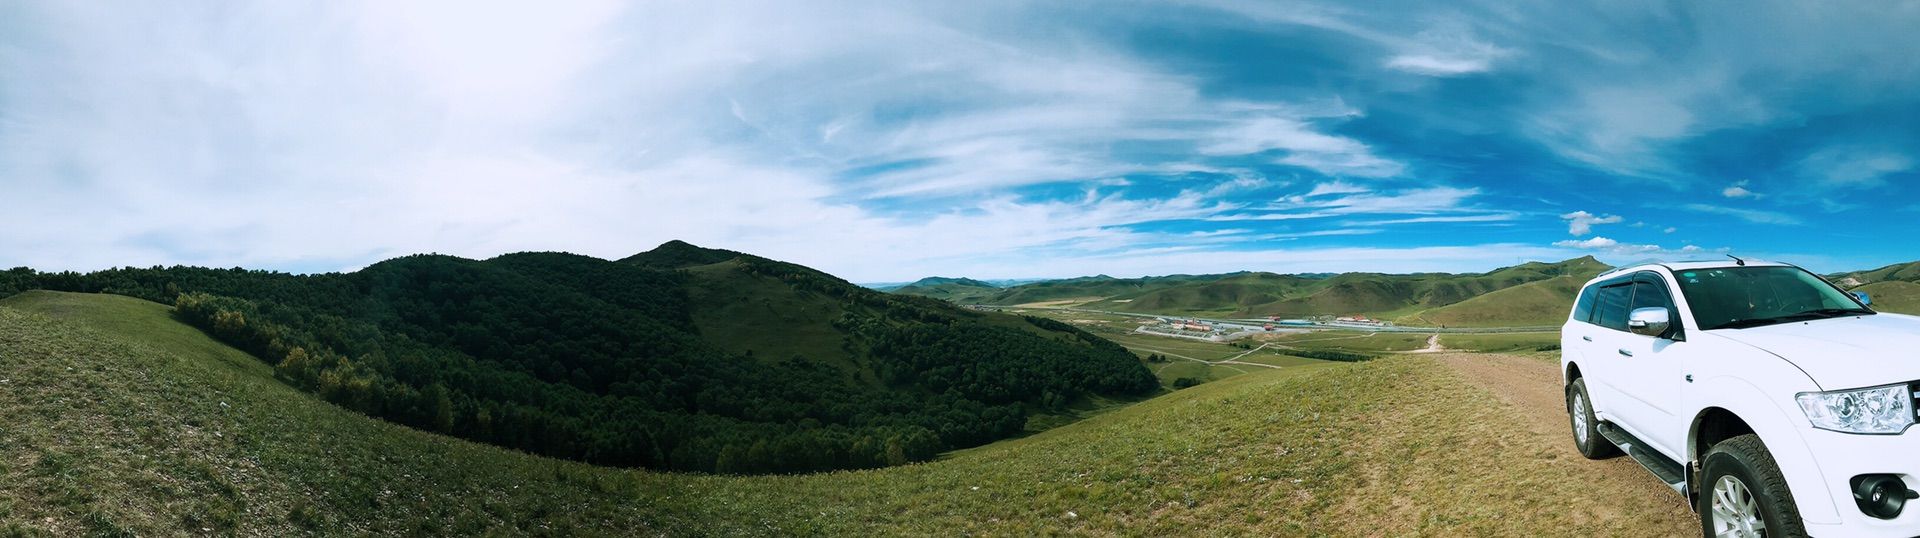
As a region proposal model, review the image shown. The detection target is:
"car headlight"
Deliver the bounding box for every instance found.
[1797,383,1916,435]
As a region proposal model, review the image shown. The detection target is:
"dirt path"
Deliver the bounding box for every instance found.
[1403,334,1444,353]
[1433,353,1697,530]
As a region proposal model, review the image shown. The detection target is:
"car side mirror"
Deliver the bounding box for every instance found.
[1627,307,1671,337]
[1852,291,1873,306]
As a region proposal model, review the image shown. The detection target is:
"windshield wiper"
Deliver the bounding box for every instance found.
[1789,307,1875,318]
[1708,318,1795,330]
[1707,308,1876,330]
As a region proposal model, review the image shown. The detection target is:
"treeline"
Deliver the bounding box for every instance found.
[0,249,1156,474]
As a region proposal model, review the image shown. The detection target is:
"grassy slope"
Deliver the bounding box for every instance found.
[1404,275,1583,327]
[0,291,1688,536]
[0,291,660,536]
[1857,280,1920,315]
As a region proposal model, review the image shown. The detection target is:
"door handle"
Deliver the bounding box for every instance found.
[1582,336,1593,342]
[1618,349,1633,357]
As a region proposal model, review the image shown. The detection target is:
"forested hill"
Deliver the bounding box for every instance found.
[0,242,1157,474]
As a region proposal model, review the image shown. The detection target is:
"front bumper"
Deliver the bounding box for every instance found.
[1799,427,1920,535]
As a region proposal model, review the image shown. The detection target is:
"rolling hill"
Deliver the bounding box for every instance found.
[0,242,1157,474]
[1401,275,1591,327]
[1854,280,1920,315]
[898,256,1612,322]
[1829,261,1920,315]
[886,276,1002,303]
[1831,260,1920,288]
[0,291,1692,535]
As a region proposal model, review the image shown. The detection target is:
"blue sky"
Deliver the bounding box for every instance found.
[3,1,1918,282]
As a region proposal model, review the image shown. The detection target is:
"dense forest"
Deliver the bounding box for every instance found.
[0,243,1157,474]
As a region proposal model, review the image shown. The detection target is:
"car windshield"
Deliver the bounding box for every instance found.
[1672,266,1874,330]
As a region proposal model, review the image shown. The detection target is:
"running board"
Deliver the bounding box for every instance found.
[1597,422,1688,496]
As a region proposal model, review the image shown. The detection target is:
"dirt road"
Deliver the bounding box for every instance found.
[1434,352,1698,534]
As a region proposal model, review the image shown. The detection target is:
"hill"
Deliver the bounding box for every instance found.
[888,276,1001,303]
[0,291,1692,535]
[1401,275,1590,327]
[1855,280,1920,315]
[617,239,745,269]
[0,243,1157,474]
[910,256,1611,322]
[1831,260,1920,288]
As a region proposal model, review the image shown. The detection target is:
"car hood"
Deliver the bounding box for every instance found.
[1710,313,1920,390]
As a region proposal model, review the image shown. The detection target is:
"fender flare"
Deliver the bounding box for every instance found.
[1686,376,1839,524]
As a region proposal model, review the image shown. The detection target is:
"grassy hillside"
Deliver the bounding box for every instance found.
[1856,280,1920,315]
[0,291,664,535]
[1832,260,1920,288]
[0,291,1691,535]
[1403,275,1585,327]
[0,243,1157,474]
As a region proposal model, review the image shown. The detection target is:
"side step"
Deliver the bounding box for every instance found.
[1597,422,1688,496]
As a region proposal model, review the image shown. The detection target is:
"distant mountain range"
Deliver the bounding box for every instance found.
[895,256,1920,325]
[894,256,1613,327]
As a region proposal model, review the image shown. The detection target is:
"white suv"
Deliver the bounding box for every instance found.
[1562,258,1920,537]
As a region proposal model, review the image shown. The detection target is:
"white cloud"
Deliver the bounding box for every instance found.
[1552,236,1682,256]
[1560,210,1623,236]
[1306,180,1371,197]
[1796,147,1915,188]
[1680,204,1804,225]
[1722,180,1759,198]
[1200,115,1405,178]
[1360,213,1521,225]
[1554,237,1617,249]
[1383,24,1510,76]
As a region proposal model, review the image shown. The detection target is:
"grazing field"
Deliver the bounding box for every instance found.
[0,292,1695,536]
[1263,331,1434,353]
[1438,332,1562,353]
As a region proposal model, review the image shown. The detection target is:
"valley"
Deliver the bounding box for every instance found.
[1,247,1911,535]
[0,291,1690,535]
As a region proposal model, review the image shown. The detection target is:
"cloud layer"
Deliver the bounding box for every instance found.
[4,1,1918,280]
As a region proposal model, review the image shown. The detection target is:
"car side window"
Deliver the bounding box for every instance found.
[1572,285,1598,323]
[1595,283,1633,331]
[1630,276,1674,313]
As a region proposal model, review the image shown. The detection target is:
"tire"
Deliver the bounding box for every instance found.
[1567,378,1620,459]
[1698,434,1807,538]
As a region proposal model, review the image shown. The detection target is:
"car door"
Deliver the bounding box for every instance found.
[1580,278,1634,412]
[1607,272,1689,457]
[1561,283,1600,378]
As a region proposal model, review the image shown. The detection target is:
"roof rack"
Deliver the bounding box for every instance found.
[1596,258,1668,278]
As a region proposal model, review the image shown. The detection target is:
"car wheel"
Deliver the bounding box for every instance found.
[1567,378,1620,459]
[1698,434,1807,538]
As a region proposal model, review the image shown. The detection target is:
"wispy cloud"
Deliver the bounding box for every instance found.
[1796,147,1915,189]
[1680,204,1804,225]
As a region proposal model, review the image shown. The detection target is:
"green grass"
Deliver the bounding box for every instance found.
[0,291,663,535]
[1403,276,1580,328]
[1438,332,1561,353]
[1266,331,1432,353]
[0,290,1688,536]
[1857,281,1920,316]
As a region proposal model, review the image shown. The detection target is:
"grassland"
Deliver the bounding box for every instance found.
[1856,280,1920,316]
[0,291,1694,536]
[1437,332,1562,353]
[1262,331,1434,353]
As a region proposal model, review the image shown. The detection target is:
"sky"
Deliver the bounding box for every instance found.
[3,1,1919,282]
